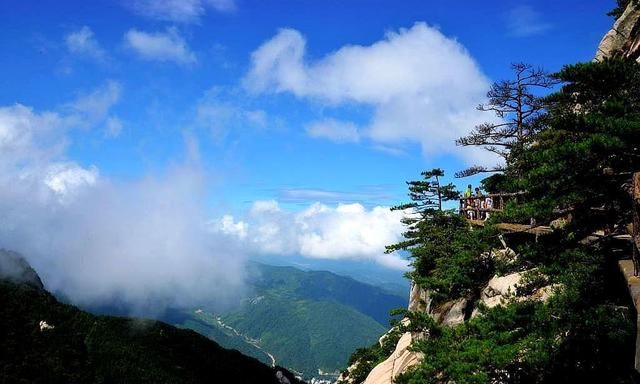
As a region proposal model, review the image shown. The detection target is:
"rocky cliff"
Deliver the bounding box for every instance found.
[596,1,640,62]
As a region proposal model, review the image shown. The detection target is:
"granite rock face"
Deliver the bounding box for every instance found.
[596,2,640,62]
[361,332,424,384]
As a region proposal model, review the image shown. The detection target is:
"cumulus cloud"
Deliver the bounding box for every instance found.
[0,95,246,313]
[124,28,196,65]
[211,200,409,270]
[131,0,235,23]
[65,26,107,62]
[244,23,498,165]
[209,215,248,239]
[44,162,99,199]
[506,5,552,37]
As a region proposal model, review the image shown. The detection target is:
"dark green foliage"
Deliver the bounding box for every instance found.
[391,168,459,213]
[387,169,500,306]
[0,269,303,384]
[479,173,510,194]
[395,242,636,384]
[350,57,640,383]
[513,58,640,231]
[387,168,460,260]
[178,316,273,365]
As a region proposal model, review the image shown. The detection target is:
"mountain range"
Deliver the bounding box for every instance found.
[176,262,408,380]
[0,250,302,384]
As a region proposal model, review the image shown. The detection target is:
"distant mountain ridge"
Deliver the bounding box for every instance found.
[0,250,302,384]
[178,262,408,380]
[249,262,407,326]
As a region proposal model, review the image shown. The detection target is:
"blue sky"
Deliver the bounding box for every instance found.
[0,1,617,304]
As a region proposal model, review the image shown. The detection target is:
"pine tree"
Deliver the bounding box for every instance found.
[386,169,495,303]
[513,58,640,232]
[455,63,557,178]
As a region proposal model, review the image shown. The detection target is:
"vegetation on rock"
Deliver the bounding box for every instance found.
[344,53,640,384]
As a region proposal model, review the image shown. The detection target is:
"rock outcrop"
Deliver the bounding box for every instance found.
[360,331,423,384]
[596,2,640,62]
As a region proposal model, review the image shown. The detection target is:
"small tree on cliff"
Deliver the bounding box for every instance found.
[386,169,459,258]
[455,63,557,178]
[391,168,459,214]
[386,169,495,302]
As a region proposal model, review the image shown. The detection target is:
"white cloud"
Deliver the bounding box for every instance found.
[0,104,66,167]
[244,23,498,165]
[0,82,121,170]
[65,26,106,61]
[306,118,360,143]
[210,215,248,239]
[124,28,196,65]
[212,200,409,270]
[44,162,98,198]
[131,0,235,23]
[0,96,248,314]
[507,5,552,37]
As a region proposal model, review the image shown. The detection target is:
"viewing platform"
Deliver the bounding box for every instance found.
[459,192,525,219]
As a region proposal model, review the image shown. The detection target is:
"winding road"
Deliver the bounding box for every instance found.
[214,316,277,367]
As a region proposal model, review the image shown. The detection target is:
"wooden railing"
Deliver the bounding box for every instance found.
[459,192,525,220]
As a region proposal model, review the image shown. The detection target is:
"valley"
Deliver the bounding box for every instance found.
[176,262,407,381]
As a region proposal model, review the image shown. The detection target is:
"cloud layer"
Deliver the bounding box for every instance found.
[244,23,497,164]
[211,200,409,270]
[0,91,247,313]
